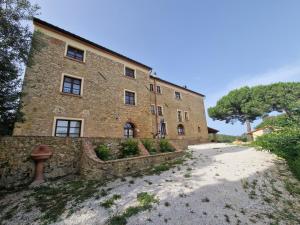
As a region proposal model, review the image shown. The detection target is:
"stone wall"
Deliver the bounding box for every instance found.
[0,136,82,188]
[0,136,193,188]
[80,139,184,181]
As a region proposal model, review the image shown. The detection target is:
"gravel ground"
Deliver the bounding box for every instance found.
[1,143,300,225]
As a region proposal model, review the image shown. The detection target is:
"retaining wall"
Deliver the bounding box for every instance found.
[0,136,199,188]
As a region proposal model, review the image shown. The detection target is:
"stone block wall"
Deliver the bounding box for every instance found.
[0,137,82,188]
[0,136,197,188]
[80,139,184,181]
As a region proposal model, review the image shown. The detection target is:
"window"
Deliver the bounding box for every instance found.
[62,76,82,95]
[156,86,161,94]
[125,90,136,105]
[198,126,201,133]
[125,67,135,78]
[157,106,163,116]
[160,122,167,137]
[150,105,156,114]
[66,45,84,61]
[177,110,182,122]
[149,84,154,92]
[175,91,181,100]
[184,111,189,121]
[55,119,81,137]
[124,122,134,138]
[177,124,185,135]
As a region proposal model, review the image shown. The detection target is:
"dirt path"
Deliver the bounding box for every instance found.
[1,143,300,225]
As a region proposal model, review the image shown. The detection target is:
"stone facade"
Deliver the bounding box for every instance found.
[13,18,208,141]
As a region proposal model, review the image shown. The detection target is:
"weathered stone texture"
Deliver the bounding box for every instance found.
[0,136,82,188]
[13,27,209,141]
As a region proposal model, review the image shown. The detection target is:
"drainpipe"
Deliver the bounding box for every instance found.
[153,73,159,138]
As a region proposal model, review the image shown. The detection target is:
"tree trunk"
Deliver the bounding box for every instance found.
[246,120,253,142]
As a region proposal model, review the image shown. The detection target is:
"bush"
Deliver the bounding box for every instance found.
[95,144,111,161]
[254,127,300,180]
[121,139,139,157]
[159,140,175,152]
[142,139,157,154]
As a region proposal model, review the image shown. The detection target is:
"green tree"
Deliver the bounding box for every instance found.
[208,86,264,135]
[0,0,39,135]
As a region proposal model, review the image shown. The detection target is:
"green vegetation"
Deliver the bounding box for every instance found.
[95,144,111,161]
[121,139,139,158]
[254,126,300,180]
[208,82,300,134]
[159,140,175,152]
[141,139,157,154]
[26,180,102,225]
[101,194,121,208]
[211,134,247,143]
[108,192,158,225]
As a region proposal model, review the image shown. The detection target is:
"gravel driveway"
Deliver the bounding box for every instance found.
[1,143,300,225]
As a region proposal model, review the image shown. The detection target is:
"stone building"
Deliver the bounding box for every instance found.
[13,18,208,141]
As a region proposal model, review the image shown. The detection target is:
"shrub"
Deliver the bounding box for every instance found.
[254,127,300,180]
[159,140,175,152]
[142,139,157,154]
[121,139,139,157]
[95,144,111,161]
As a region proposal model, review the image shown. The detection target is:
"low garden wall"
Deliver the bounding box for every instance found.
[0,136,198,188]
[80,139,184,180]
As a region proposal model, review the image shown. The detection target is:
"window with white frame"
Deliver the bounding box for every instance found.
[66,45,84,62]
[156,86,161,94]
[55,119,81,137]
[62,75,82,95]
[125,90,136,105]
[125,67,135,78]
[150,105,156,114]
[175,91,181,100]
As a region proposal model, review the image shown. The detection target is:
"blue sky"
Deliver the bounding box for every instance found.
[31,0,300,135]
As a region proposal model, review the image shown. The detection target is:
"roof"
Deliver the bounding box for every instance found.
[150,75,205,97]
[248,126,273,134]
[207,127,219,133]
[33,18,152,71]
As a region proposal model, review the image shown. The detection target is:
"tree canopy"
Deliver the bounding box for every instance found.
[208,82,300,133]
[0,0,39,135]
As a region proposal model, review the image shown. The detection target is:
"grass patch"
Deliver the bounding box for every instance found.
[284,180,300,196]
[101,194,121,208]
[25,179,102,225]
[108,192,158,225]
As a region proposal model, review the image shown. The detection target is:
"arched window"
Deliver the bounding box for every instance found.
[177,124,185,135]
[124,122,134,138]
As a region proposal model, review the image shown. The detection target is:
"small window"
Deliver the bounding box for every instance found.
[184,111,189,121]
[55,119,81,137]
[177,124,185,135]
[125,67,135,78]
[198,126,201,133]
[66,45,84,61]
[150,84,154,92]
[175,91,181,100]
[150,105,156,114]
[177,110,182,122]
[157,106,163,116]
[62,76,82,95]
[124,122,134,138]
[156,86,161,94]
[125,90,136,105]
